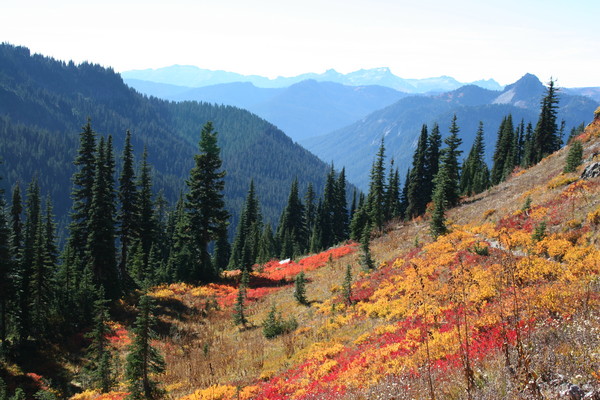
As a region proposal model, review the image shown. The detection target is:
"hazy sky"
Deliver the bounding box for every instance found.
[2,0,599,87]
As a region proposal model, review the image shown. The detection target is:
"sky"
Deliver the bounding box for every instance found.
[1,0,599,87]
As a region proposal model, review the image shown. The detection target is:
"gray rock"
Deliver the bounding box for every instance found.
[581,162,600,180]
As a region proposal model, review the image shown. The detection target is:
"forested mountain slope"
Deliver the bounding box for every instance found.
[303,74,598,189]
[0,44,333,230]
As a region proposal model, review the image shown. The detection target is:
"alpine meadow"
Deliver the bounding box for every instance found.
[1,6,600,398]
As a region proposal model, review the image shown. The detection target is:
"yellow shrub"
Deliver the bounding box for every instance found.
[547,174,578,189]
[587,206,600,226]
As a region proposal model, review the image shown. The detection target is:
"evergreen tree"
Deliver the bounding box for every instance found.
[359,225,375,271]
[86,137,119,299]
[138,148,156,275]
[398,169,411,220]
[430,167,450,238]
[522,122,534,167]
[319,166,337,249]
[349,197,368,242]
[233,269,249,326]
[69,119,97,261]
[184,122,229,282]
[212,230,231,273]
[125,295,165,400]
[333,168,349,243]
[342,264,353,306]
[491,115,515,185]
[439,115,463,208]
[276,179,306,259]
[367,138,387,232]
[118,130,139,289]
[166,195,192,282]
[0,176,12,351]
[406,125,429,218]
[83,287,114,392]
[229,180,261,271]
[304,183,316,235]
[460,122,490,196]
[257,223,276,264]
[294,271,308,305]
[532,79,560,164]
[423,123,442,206]
[384,165,401,221]
[17,178,41,342]
[564,140,584,173]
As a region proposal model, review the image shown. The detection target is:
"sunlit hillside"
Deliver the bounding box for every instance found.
[34,110,600,399]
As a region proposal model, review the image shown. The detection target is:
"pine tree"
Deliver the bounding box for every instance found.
[229,180,262,271]
[430,167,450,238]
[342,264,353,306]
[359,225,375,271]
[304,183,316,235]
[319,166,337,249]
[423,123,442,206]
[83,287,114,392]
[86,137,119,299]
[384,165,401,221]
[0,175,12,351]
[440,115,463,208]
[138,147,156,276]
[460,122,490,196]
[125,295,165,400]
[18,178,41,342]
[532,79,560,164]
[406,125,429,218]
[184,122,229,282]
[491,115,515,185]
[233,269,249,326]
[333,168,349,244]
[69,119,97,261]
[257,223,276,264]
[564,140,584,173]
[276,179,306,259]
[522,122,535,167]
[367,138,387,232]
[118,130,139,289]
[294,271,308,305]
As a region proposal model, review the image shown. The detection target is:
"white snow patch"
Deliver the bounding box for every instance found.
[492,89,516,105]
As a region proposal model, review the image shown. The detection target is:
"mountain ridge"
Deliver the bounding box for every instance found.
[122,65,504,93]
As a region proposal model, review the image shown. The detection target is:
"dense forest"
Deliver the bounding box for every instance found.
[0,43,337,236]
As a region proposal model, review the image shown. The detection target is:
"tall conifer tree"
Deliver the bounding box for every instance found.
[532,79,560,164]
[185,122,229,282]
[367,138,386,232]
[460,122,489,196]
[423,123,442,206]
[118,130,139,287]
[440,115,463,208]
[406,125,429,218]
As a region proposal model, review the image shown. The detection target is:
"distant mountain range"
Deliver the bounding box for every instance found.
[125,79,409,141]
[122,66,504,93]
[302,73,599,189]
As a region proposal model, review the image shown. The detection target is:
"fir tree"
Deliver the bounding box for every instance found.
[564,140,584,173]
[137,147,156,275]
[430,167,450,238]
[212,230,231,273]
[69,119,97,261]
[118,130,139,289]
[233,269,249,326]
[294,271,308,305]
[384,165,401,221]
[460,122,490,196]
[341,264,353,306]
[367,138,387,232]
[125,295,165,400]
[276,179,306,259]
[439,115,463,208]
[423,123,442,206]
[359,225,375,271]
[522,122,534,167]
[257,223,276,264]
[319,166,337,249]
[86,137,119,299]
[229,180,262,271]
[491,115,515,185]
[184,122,229,282]
[83,287,114,392]
[532,79,560,164]
[304,183,316,235]
[0,177,11,350]
[398,169,411,220]
[333,168,349,244]
[406,125,429,218]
